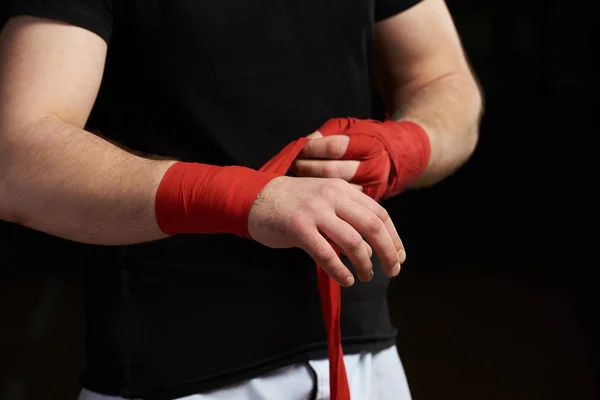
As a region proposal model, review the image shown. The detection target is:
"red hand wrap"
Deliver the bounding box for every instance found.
[153,117,429,400]
[259,138,351,400]
[155,162,279,238]
[319,118,431,200]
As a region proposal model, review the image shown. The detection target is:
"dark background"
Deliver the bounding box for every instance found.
[0,0,596,399]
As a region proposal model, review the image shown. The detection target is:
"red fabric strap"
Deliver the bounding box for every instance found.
[155,163,279,238]
[318,118,431,199]
[154,118,430,400]
[258,139,351,400]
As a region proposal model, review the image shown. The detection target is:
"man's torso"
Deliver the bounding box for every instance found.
[2,0,421,397]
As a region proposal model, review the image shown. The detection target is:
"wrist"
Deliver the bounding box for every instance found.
[380,119,431,197]
[155,162,279,238]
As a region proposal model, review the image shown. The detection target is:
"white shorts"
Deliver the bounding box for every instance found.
[79,345,411,400]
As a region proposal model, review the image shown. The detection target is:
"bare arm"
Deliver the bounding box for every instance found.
[374,0,483,188]
[0,16,408,283]
[0,16,175,244]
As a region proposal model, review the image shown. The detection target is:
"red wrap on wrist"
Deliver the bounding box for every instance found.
[152,117,429,400]
[155,162,279,238]
[318,118,431,200]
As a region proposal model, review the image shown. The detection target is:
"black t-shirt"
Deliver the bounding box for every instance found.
[4,0,422,398]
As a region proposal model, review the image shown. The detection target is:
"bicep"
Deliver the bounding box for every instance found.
[0,16,107,129]
[373,0,470,89]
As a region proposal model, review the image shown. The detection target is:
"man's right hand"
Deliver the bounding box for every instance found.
[248,176,406,286]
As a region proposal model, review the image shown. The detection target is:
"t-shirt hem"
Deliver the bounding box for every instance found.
[82,334,398,400]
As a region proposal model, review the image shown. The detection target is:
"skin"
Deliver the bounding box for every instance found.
[292,0,483,190]
[0,0,481,286]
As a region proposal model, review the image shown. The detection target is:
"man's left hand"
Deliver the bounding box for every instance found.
[290,117,398,201]
[291,131,364,192]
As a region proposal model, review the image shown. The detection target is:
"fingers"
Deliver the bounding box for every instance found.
[298,135,350,159]
[318,217,373,282]
[335,193,403,278]
[351,184,364,192]
[291,159,360,181]
[347,189,405,263]
[296,227,355,287]
[287,178,399,286]
[363,241,373,259]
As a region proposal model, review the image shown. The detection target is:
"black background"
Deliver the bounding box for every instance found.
[0,0,596,399]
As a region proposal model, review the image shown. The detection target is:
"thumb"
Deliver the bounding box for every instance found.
[306,131,324,139]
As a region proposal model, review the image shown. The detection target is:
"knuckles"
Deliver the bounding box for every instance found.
[316,247,338,266]
[321,162,339,178]
[343,234,364,252]
[365,214,383,234]
[324,137,348,158]
[287,213,312,236]
[317,179,346,198]
[375,206,390,223]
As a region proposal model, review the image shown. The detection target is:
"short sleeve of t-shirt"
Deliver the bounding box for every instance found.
[5,0,113,44]
[375,0,423,21]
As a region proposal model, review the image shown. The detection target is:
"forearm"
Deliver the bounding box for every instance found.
[390,71,483,188]
[0,117,175,245]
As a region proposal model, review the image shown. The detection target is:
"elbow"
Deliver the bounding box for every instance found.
[0,131,10,222]
[0,160,20,225]
[457,119,480,171]
[0,127,25,225]
[0,205,21,226]
[0,175,21,225]
[459,77,484,164]
[466,111,481,160]
[468,83,484,158]
[462,125,479,167]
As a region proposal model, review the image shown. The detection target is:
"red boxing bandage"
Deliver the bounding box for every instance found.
[318,118,431,200]
[260,138,351,400]
[153,118,429,400]
[155,162,279,238]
